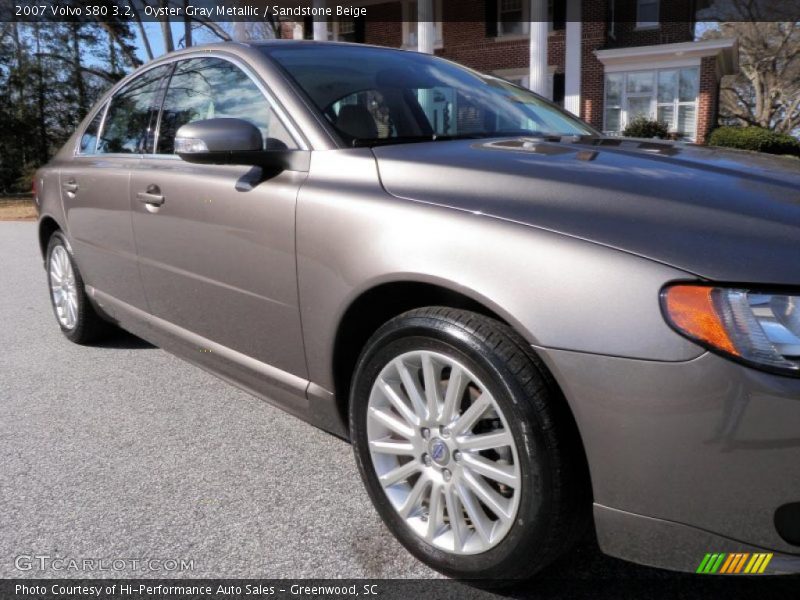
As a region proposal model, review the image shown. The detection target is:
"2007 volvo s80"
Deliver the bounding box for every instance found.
[34,41,800,580]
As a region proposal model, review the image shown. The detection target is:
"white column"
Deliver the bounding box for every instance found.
[417,0,435,54]
[292,21,304,40]
[528,0,549,97]
[313,0,327,41]
[564,0,582,115]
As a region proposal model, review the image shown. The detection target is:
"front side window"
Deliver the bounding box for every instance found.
[604,67,699,139]
[77,107,105,155]
[98,65,170,154]
[156,58,296,154]
[267,45,594,145]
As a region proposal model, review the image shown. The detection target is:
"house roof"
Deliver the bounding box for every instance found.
[595,38,739,75]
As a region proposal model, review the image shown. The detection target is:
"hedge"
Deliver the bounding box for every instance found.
[622,116,670,139]
[708,126,800,157]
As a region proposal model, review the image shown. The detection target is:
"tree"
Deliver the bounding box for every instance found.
[0,0,252,194]
[700,2,800,134]
[0,17,139,193]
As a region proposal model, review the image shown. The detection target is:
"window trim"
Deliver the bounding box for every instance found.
[74,52,308,160]
[73,101,110,156]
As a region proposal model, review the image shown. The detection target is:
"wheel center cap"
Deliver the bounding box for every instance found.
[429,438,450,466]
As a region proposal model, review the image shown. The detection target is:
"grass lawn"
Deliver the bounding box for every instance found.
[0,195,37,221]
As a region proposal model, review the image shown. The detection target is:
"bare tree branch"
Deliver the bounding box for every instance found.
[34,52,120,83]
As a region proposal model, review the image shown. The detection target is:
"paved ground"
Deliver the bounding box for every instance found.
[0,222,795,598]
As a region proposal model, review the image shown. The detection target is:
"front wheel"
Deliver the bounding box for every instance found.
[349,307,588,582]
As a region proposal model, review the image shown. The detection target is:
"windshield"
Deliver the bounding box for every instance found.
[264,44,596,146]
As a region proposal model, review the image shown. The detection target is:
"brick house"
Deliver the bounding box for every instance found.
[295,0,737,143]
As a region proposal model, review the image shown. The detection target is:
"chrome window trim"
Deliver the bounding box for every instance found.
[73,100,110,156]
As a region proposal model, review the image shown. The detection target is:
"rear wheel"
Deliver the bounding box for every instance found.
[46,232,112,344]
[349,307,588,581]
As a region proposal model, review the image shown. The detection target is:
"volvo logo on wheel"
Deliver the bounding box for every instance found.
[430,439,450,466]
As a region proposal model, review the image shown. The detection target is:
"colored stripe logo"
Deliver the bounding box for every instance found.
[697,553,773,574]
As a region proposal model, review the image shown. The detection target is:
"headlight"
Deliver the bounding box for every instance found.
[662,284,800,376]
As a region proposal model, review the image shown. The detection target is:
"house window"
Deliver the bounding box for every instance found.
[636,0,659,28]
[495,0,564,37]
[494,69,563,104]
[498,0,528,36]
[327,19,356,42]
[604,67,699,139]
[402,0,443,48]
[501,73,530,89]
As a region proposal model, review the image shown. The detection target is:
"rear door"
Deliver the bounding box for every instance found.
[130,56,308,377]
[60,65,171,311]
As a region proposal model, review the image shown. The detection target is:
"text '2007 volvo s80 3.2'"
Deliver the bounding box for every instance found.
[33,40,800,583]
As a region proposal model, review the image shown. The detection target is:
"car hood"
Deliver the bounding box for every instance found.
[373,137,800,285]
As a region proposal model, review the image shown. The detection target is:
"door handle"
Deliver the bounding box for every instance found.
[137,185,165,206]
[62,180,78,194]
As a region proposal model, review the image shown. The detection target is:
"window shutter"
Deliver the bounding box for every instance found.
[485,0,498,38]
[553,72,565,105]
[354,17,366,43]
[553,0,566,31]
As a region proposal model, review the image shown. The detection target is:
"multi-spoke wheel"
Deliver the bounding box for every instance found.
[46,231,112,344]
[350,307,589,582]
[367,350,520,555]
[49,245,79,330]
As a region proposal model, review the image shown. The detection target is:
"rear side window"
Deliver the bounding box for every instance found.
[156,58,297,154]
[98,65,171,154]
[77,107,105,155]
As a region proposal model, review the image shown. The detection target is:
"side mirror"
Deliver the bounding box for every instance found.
[175,118,309,172]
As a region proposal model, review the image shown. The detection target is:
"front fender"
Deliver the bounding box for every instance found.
[297,150,703,393]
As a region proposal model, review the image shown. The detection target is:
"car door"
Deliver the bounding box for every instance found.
[60,65,171,312]
[130,56,308,379]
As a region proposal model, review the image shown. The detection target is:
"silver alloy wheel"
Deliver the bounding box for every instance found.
[366,350,521,555]
[49,245,79,330]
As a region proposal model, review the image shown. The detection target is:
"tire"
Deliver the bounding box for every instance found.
[45,231,112,344]
[349,307,589,582]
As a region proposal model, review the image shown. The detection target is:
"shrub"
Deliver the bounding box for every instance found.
[623,116,670,139]
[708,126,800,157]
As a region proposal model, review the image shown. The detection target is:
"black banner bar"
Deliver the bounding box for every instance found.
[3,577,800,600]
[2,0,799,23]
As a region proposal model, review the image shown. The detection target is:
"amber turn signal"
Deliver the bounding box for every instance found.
[662,285,739,356]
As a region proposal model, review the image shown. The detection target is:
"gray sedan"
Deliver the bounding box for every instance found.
[34,41,800,582]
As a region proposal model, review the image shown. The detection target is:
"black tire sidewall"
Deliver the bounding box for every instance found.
[350,314,560,580]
